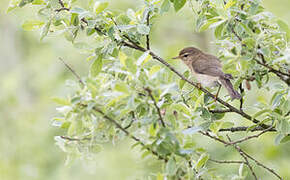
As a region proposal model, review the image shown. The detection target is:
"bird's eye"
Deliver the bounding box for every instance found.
[183,54,188,58]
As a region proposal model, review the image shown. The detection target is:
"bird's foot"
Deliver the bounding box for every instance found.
[197,83,202,89]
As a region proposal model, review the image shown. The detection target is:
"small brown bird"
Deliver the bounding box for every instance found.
[173,47,241,100]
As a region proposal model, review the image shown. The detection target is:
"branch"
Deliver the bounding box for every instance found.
[56,0,70,12]
[59,57,85,86]
[241,148,283,180]
[226,125,274,145]
[239,83,244,111]
[219,126,276,132]
[199,131,282,179]
[227,135,258,180]
[146,50,271,129]
[124,112,136,129]
[60,136,90,141]
[144,87,166,127]
[146,11,151,50]
[231,22,290,85]
[209,158,245,164]
[93,107,168,162]
[209,109,233,113]
[57,0,271,130]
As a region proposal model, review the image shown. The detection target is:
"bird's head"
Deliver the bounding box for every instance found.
[173,47,202,63]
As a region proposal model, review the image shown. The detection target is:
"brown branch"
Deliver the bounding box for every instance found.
[60,1,272,130]
[146,50,271,129]
[231,22,290,85]
[59,57,85,86]
[199,131,282,179]
[226,125,274,145]
[219,126,276,132]
[195,151,245,164]
[227,135,258,180]
[209,158,245,164]
[144,87,166,127]
[60,136,90,141]
[209,109,233,113]
[56,0,70,12]
[93,107,167,162]
[124,112,136,129]
[241,148,283,180]
[239,83,244,111]
[146,11,151,50]
[199,131,230,145]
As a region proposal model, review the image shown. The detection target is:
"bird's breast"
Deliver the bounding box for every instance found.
[191,70,219,87]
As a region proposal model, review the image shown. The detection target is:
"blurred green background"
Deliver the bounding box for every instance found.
[0,0,289,180]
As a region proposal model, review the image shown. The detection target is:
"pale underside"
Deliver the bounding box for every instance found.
[191,70,220,87]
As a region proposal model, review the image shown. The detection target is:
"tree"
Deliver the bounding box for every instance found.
[9,0,290,179]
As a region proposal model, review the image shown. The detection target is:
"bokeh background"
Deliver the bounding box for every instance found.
[0,0,290,179]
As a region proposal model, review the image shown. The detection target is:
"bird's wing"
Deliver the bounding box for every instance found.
[192,54,225,77]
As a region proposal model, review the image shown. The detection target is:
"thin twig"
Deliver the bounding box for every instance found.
[231,23,290,85]
[227,135,258,180]
[124,112,136,129]
[56,0,70,12]
[93,107,168,162]
[209,158,245,164]
[59,57,85,86]
[144,88,166,127]
[219,126,276,132]
[209,109,233,113]
[239,83,244,111]
[146,11,151,50]
[226,125,274,145]
[241,149,283,180]
[199,131,230,145]
[58,0,272,130]
[60,136,91,141]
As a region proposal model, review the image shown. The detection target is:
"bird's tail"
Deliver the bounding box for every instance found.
[219,77,241,100]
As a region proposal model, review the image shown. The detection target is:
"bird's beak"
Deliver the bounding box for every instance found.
[172,56,180,60]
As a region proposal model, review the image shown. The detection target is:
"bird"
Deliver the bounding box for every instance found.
[173,47,241,100]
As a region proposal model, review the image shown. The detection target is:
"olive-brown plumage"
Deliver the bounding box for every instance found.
[174,47,241,100]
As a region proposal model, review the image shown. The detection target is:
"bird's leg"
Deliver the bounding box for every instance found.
[197,83,202,89]
[214,83,222,101]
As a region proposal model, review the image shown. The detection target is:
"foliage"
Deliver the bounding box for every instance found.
[9,0,290,179]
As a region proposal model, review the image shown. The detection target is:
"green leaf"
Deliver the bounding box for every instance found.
[90,55,103,77]
[18,0,33,7]
[179,71,189,89]
[199,18,223,32]
[114,82,129,94]
[137,51,150,66]
[280,136,290,144]
[173,0,186,12]
[214,21,226,39]
[157,173,164,180]
[40,19,51,40]
[195,153,209,170]
[277,19,290,40]
[149,123,158,137]
[119,51,127,67]
[149,65,161,77]
[224,0,236,9]
[141,150,151,159]
[274,133,285,145]
[51,97,70,105]
[161,0,171,14]
[252,109,271,119]
[183,126,202,135]
[94,1,109,14]
[165,157,176,176]
[71,13,79,26]
[22,20,44,31]
[137,24,150,35]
